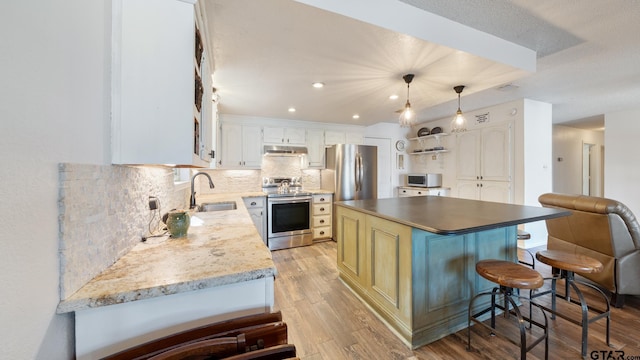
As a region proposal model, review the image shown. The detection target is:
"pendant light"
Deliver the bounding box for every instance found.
[399,74,415,128]
[450,85,467,133]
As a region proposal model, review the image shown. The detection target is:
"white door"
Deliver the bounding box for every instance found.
[365,137,392,199]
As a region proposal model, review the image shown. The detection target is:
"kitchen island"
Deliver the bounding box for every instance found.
[335,196,569,349]
[57,192,276,360]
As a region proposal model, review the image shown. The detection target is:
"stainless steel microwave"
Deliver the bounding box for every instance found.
[407,173,442,188]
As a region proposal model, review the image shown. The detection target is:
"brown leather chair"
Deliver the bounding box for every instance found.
[538,193,640,307]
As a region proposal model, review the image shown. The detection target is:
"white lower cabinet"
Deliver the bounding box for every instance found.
[312,194,332,240]
[398,187,450,197]
[243,196,267,244]
[457,180,512,203]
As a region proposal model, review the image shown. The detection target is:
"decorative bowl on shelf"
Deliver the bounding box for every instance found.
[417,127,430,137]
[430,126,443,134]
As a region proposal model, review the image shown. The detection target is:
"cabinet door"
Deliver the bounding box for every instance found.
[346,132,364,144]
[114,0,198,166]
[336,207,367,285]
[479,181,512,203]
[456,131,481,180]
[263,127,285,144]
[481,123,512,181]
[365,215,412,324]
[285,128,306,145]
[242,125,263,168]
[306,129,325,167]
[220,123,243,167]
[457,180,481,200]
[325,131,345,145]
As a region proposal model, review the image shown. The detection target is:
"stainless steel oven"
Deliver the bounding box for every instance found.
[263,177,313,250]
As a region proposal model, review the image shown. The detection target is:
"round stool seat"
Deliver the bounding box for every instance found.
[536,250,603,274]
[476,260,544,289]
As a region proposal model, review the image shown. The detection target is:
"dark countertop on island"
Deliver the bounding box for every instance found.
[336,196,570,235]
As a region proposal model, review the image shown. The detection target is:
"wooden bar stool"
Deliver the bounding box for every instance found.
[531,250,611,358]
[468,260,549,360]
[517,230,536,269]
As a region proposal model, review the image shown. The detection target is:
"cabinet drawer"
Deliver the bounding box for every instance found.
[313,203,331,215]
[313,215,332,227]
[313,194,332,203]
[313,227,331,239]
[243,196,265,209]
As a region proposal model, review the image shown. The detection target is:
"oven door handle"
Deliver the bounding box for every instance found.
[268,197,312,204]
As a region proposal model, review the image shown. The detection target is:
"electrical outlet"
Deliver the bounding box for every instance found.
[149,197,159,210]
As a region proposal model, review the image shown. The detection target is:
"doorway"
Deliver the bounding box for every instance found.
[582,143,594,195]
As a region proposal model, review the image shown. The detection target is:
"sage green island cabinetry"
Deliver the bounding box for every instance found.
[335,196,568,349]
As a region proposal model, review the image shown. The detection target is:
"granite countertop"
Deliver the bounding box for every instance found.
[56,192,275,314]
[336,196,570,235]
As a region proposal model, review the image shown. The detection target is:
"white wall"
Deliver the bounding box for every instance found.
[552,125,604,195]
[0,1,110,358]
[605,109,640,216]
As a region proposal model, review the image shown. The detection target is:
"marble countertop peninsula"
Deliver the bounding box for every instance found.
[57,192,275,314]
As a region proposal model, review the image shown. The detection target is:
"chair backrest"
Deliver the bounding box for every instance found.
[538,193,640,257]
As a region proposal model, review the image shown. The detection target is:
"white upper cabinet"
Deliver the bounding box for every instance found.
[456,122,513,182]
[324,130,346,146]
[218,122,262,168]
[112,0,211,167]
[306,129,325,168]
[263,127,306,145]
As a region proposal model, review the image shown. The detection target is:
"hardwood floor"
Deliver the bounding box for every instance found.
[272,241,640,359]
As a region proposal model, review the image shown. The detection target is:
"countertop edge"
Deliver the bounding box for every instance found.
[56,267,276,314]
[336,198,571,235]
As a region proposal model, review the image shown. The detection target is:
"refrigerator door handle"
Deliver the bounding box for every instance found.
[353,154,360,192]
[357,153,364,191]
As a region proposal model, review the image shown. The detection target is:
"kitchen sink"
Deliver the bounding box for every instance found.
[198,201,237,212]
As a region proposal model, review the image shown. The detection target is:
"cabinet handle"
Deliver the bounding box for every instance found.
[477,183,480,187]
[320,231,325,235]
[320,219,325,224]
[418,191,422,195]
[251,201,256,206]
[480,183,483,187]
[320,207,325,211]
[480,176,483,180]
[476,176,480,180]
[320,197,325,201]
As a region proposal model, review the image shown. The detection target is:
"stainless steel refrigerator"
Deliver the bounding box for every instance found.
[321,144,377,239]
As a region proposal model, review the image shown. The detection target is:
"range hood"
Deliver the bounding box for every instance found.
[263,145,308,156]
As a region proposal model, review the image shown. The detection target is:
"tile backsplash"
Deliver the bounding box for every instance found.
[194,156,321,195]
[58,163,188,299]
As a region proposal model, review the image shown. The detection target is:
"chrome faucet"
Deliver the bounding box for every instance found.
[190,172,215,209]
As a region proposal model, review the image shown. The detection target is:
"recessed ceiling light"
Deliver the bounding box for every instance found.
[312,82,325,88]
[288,107,296,113]
[352,114,360,119]
[389,94,399,100]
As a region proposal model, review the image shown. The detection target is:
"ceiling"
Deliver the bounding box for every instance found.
[203,0,640,130]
